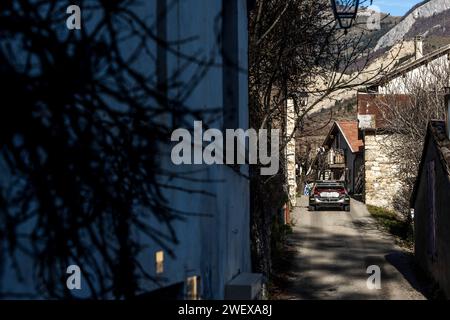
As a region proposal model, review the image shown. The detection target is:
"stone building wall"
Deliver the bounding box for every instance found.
[364,133,403,210]
[286,99,297,207]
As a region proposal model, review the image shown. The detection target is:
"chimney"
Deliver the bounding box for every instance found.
[415,36,423,60]
[445,87,450,140]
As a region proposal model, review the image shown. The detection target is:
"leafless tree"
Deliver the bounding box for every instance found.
[375,61,450,216]
[248,0,398,277]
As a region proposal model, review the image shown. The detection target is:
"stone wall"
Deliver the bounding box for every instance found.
[364,133,403,210]
[286,99,297,207]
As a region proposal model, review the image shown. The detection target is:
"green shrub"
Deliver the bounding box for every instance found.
[367,205,413,247]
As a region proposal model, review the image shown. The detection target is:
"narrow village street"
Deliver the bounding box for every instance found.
[4,0,450,304]
[276,197,427,300]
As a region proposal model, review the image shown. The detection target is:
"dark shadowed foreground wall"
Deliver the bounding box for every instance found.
[0,0,250,299]
[413,122,450,298]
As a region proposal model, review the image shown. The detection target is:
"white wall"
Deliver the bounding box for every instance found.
[379,54,450,94]
[150,0,251,299]
[0,0,250,300]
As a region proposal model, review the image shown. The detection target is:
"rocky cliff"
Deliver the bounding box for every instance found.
[374,0,450,51]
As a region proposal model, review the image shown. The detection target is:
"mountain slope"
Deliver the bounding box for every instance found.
[351,10,402,51]
[374,0,450,51]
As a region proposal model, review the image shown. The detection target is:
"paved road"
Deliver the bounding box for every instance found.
[278,196,426,300]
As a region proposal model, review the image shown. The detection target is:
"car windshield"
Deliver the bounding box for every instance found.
[315,184,346,194]
[316,185,343,190]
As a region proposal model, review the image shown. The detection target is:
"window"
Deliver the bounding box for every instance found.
[155,250,164,274]
[426,160,437,259]
[185,276,201,300]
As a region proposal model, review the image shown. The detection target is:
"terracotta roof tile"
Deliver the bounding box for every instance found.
[335,121,364,153]
[369,44,450,88]
[357,93,412,129]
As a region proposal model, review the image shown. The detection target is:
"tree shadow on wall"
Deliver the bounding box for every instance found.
[0,0,227,299]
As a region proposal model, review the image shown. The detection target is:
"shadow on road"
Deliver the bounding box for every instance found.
[272,220,426,300]
[385,252,444,299]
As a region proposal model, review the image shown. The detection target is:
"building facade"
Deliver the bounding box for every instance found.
[369,37,450,96]
[0,0,255,300]
[411,120,450,298]
[357,93,411,209]
[359,38,450,210]
[316,121,364,194]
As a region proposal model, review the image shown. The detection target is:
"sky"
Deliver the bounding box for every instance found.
[372,0,426,16]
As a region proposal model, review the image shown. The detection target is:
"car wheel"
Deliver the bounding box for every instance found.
[344,205,350,212]
[308,205,315,211]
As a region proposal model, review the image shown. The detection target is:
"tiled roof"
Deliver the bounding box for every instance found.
[357,93,412,129]
[317,121,363,168]
[335,121,364,153]
[429,120,450,177]
[368,44,450,88]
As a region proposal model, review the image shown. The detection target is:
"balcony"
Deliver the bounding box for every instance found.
[327,149,345,169]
